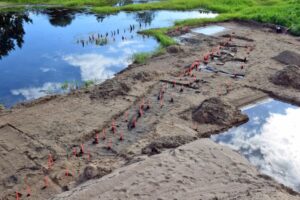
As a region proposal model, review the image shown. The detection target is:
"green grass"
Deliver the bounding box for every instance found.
[132,45,167,64]
[83,80,95,88]
[1,0,118,7]
[132,52,151,64]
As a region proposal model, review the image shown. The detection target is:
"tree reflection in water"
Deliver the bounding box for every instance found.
[0,12,31,59]
[42,8,77,27]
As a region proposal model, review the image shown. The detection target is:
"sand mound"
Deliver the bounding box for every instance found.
[90,79,130,100]
[166,45,183,54]
[273,51,300,66]
[271,65,300,89]
[192,97,248,125]
[52,139,299,200]
[141,135,195,155]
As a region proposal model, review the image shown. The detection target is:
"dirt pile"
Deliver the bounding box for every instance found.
[270,65,300,89]
[166,45,183,54]
[132,71,158,82]
[90,79,130,100]
[273,51,300,66]
[167,26,190,37]
[141,135,196,155]
[192,97,248,126]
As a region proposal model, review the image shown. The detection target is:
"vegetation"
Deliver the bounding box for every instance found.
[0,104,5,110]
[132,52,151,64]
[92,0,300,36]
[1,0,299,46]
[1,0,118,7]
[83,80,95,88]
[132,45,166,64]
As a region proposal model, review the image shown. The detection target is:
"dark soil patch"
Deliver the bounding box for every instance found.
[90,79,130,100]
[270,65,300,89]
[272,51,300,66]
[141,135,196,155]
[192,97,248,126]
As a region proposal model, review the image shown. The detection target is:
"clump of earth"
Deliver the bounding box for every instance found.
[90,79,130,100]
[166,45,183,54]
[270,65,300,89]
[192,97,248,126]
[142,135,196,155]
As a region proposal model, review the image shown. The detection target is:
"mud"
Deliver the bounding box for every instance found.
[0,20,300,199]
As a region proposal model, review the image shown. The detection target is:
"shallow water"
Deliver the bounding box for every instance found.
[211,99,300,192]
[0,9,217,107]
[115,0,161,6]
[192,25,226,35]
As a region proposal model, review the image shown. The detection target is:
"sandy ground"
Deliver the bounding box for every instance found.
[0,21,300,199]
[51,139,299,200]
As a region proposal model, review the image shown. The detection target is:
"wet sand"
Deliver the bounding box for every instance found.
[0,21,300,199]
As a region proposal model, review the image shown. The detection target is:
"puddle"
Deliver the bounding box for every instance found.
[192,25,226,35]
[211,99,300,192]
[175,25,225,43]
[0,8,217,107]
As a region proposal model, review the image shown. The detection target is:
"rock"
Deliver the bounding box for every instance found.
[166,45,183,54]
[270,65,300,89]
[192,97,248,126]
[142,135,196,155]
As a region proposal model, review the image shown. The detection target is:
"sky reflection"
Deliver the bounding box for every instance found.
[212,99,300,192]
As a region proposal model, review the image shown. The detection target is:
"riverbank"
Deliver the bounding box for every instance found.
[1,0,299,35]
[0,20,300,199]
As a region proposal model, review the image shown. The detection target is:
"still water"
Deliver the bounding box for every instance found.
[0,9,217,107]
[212,99,300,192]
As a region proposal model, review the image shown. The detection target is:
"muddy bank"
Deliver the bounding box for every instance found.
[0,20,300,199]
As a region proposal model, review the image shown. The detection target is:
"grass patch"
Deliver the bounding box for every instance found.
[1,0,118,7]
[132,52,151,64]
[140,28,176,47]
[132,45,167,64]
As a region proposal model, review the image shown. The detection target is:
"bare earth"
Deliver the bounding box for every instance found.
[0,21,300,199]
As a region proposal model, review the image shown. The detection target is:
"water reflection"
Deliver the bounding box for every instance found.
[0,9,217,107]
[41,8,77,27]
[211,99,300,192]
[0,12,31,59]
[116,0,160,6]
